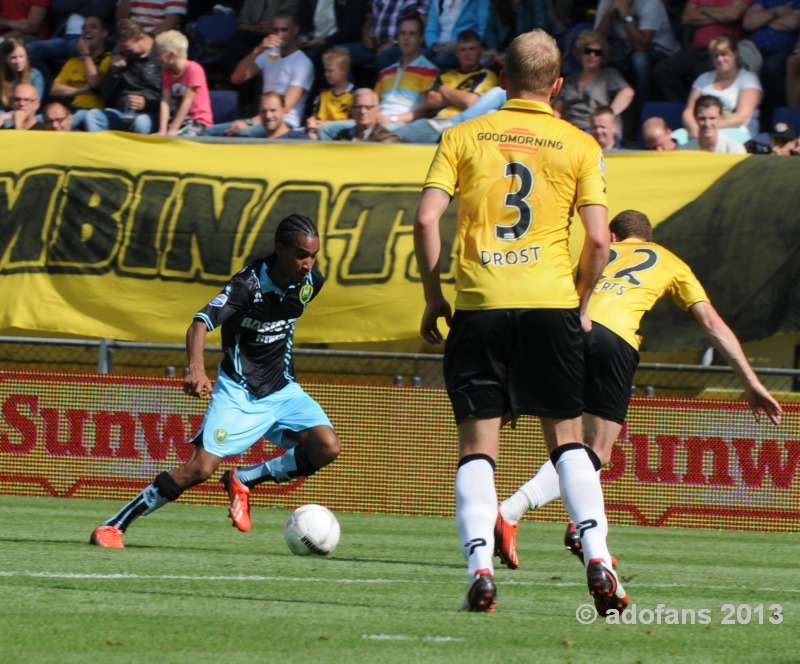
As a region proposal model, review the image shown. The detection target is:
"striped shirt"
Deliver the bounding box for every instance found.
[371,0,429,42]
[129,0,187,33]
[375,54,438,115]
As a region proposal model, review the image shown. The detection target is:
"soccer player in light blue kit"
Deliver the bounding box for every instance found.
[90,214,341,548]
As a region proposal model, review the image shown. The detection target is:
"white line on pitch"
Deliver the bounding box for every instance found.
[0,571,798,595]
[362,634,465,642]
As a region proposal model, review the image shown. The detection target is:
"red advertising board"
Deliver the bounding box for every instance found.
[0,371,797,531]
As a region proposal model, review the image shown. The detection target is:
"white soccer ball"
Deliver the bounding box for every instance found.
[284,504,340,556]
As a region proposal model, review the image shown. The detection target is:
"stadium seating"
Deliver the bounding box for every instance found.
[210,89,240,123]
[638,101,685,147]
[190,14,239,64]
[772,106,800,132]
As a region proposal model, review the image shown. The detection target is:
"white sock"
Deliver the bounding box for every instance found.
[455,456,497,577]
[499,491,530,524]
[237,450,298,485]
[554,446,612,567]
[516,460,562,515]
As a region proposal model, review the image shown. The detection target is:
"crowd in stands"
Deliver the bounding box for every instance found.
[1,0,799,154]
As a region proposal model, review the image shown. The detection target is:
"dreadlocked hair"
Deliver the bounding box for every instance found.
[275,214,318,248]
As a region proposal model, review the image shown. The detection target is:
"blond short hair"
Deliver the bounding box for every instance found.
[155,30,189,57]
[504,29,561,97]
[322,46,351,70]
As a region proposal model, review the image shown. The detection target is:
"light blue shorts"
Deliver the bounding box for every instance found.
[195,371,333,458]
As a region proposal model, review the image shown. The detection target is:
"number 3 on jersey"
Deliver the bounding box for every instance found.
[495,161,533,241]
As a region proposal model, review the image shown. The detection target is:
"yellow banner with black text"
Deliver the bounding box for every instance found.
[2,133,795,347]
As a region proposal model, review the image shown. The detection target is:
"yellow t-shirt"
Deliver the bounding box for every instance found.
[54,52,111,110]
[424,98,607,310]
[433,67,499,119]
[588,238,709,350]
[315,86,353,122]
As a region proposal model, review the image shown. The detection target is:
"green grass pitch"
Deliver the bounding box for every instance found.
[1,495,798,664]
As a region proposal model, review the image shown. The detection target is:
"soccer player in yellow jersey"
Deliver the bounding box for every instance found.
[496,210,783,569]
[414,29,622,614]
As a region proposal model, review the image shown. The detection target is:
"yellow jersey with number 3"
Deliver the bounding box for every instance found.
[588,238,710,350]
[423,98,607,310]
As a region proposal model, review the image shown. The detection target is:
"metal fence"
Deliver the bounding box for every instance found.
[1,335,798,398]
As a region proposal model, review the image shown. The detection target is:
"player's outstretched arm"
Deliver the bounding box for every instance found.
[184,320,213,398]
[414,187,453,344]
[690,301,783,425]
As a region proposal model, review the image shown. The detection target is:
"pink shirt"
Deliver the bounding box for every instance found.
[162,60,213,127]
[690,0,753,49]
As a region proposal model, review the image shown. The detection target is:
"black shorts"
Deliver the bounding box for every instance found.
[443,308,584,423]
[583,322,639,424]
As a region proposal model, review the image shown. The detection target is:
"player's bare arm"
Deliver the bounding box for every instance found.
[414,187,453,344]
[690,301,782,425]
[184,320,212,397]
[574,204,611,332]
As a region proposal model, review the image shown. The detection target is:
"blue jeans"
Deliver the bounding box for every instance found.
[391,119,444,143]
[71,108,89,130]
[450,87,507,124]
[204,121,267,138]
[84,108,157,134]
[318,119,356,141]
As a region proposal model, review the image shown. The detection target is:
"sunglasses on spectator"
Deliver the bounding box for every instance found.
[583,48,604,56]
[353,105,376,111]
[11,96,36,103]
[45,116,69,123]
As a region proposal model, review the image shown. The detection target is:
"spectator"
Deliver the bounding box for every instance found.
[590,104,621,150]
[552,29,634,134]
[641,115,680,150]
[0,82,44,129]
[787,34,800,103]
[49,15,111,129]
[681,35,763,142]
[155,30,213,136]
[297,0,367,79]
[27,0,116,84]
[743,0,800,125]
[42,100,73,129]
[424,0,489,70]
[319,13,438,139]
[0,0,50,41]
[215,0,302,80]
[250,90,307,137]
[305,46,354,139]
[115,0,187,35]
[210,9,314,134]
[333,87,400,140]
[594,0,681,106]
[767,121,800,152]
[391,28,498,143]
[744,119,800,152]
[341,0,429,81]
[84,19,162,133]
[680,93,747,151]
[1,38,44,109]
[484,0,549,60]
[654,0,753,103]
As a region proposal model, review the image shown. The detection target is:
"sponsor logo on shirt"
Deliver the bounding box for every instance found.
[209,294,228,307]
